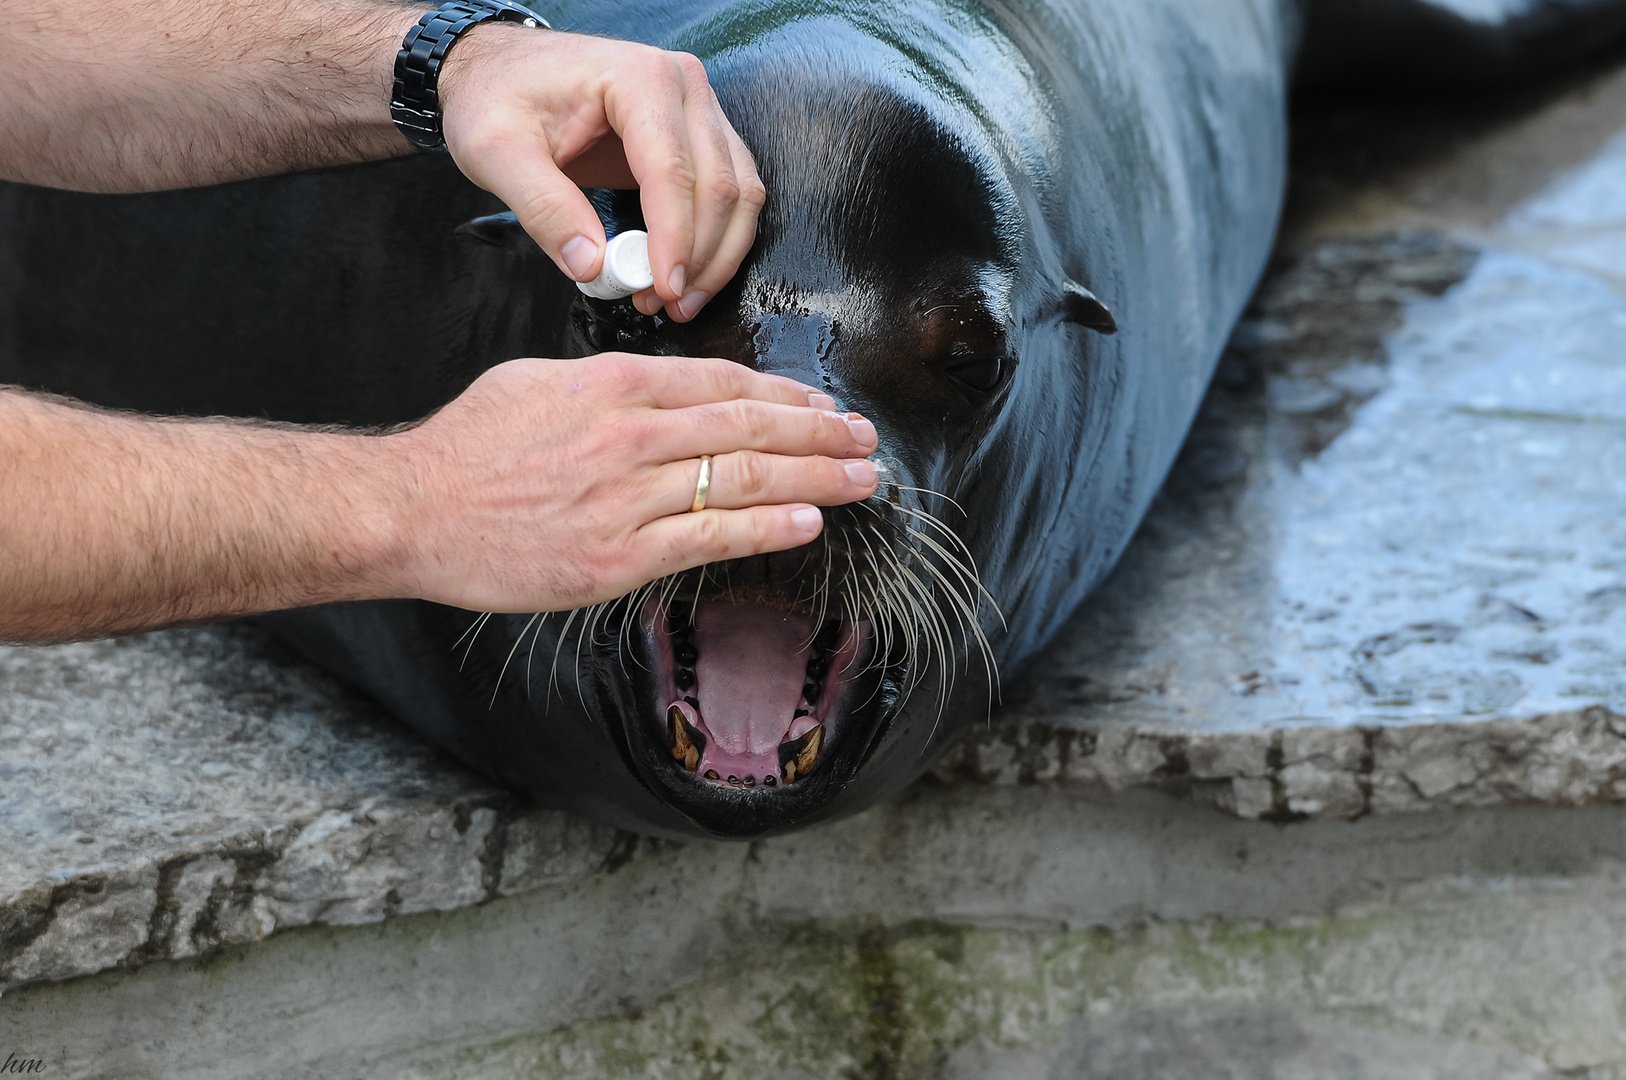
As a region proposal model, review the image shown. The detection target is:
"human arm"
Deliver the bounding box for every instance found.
[0,357,879,644]
[0,0,760,320]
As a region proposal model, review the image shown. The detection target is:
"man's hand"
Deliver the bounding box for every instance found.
[2,0,761,323]
[438,28,764,323]
[385,355,877,613]
[0,359,879,644]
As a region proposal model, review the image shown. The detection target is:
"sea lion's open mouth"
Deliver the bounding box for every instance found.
[651,600,871,790]
[613,492,985,836]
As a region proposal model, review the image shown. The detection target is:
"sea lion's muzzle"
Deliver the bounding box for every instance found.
[608,484,965,836]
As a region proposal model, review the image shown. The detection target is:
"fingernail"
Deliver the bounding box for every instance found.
[807,391,836,411]
[677,290,709,320]
[845,414,877,445]
[668,265,687,298]
[844,460,878,485]
[561,236,598,281]
[791,507,824,533]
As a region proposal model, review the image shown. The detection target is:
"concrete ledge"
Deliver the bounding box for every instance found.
[933,705,1626,821]
[7,618,1626,992]
[0,626,621,990]
[10,786,1626,1079]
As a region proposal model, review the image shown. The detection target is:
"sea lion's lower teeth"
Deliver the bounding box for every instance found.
[780,725,825,785]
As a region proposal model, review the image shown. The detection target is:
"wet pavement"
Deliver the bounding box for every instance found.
[1004,66,1626,735]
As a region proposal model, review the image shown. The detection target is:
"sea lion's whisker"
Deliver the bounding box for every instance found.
[889,505,1005,634]
[523,609,555,700]
[490,612,542,709]
[884,483,967,519]
[897,523,996,650]
[898,524,999,712]
[546,608,583,706]
[876,539,954,707]
[852,527,916,676]
[456,611,493,670]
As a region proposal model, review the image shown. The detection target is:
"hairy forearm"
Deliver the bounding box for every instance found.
[0,390,408,643]
[1,0,420,192]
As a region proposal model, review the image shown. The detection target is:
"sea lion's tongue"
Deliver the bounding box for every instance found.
[691,602,813,759]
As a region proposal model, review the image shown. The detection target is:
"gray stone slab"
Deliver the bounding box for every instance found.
[8,45,1626,999]
[9,787,1626,1079]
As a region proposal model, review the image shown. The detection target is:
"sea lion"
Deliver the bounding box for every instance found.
[2,0,1624,838]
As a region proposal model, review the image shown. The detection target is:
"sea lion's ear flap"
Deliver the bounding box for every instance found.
[1059,280,1117,335]
[455,212,535,248]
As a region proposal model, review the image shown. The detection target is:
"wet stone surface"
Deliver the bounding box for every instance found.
[8,67,1626,992]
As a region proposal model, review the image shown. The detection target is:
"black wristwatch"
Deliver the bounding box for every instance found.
[391,0,551,153]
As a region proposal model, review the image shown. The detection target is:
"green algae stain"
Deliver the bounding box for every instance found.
[431,911,1410,1080]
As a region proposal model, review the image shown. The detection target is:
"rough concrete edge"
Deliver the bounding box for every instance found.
[9,706,1623,993]
[932,704,1626,823]
[0,792,634,994]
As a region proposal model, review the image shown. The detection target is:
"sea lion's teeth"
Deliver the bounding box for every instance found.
[704,769,720,780]
[684,696,699,710]
[727,775,741,786]
[667,706,690,765]
[802,681,821,705]
[764,775,777,787]
[778,724,826,785]
[796,726,824,777]
[667,706,700,773]
[793,708,810,719]
[743,775,755,787]
[675,668,695,690]
[805,655,829,680]
[674,642,697,667]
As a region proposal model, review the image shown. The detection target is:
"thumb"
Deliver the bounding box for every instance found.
[456,136,609,282]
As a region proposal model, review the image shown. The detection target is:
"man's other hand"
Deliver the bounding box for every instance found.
[437,28,765,324]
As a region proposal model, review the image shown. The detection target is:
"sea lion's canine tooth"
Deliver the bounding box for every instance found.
[2,0,1625,838]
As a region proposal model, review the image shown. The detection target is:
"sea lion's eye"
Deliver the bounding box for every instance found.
[944,355,1008,393]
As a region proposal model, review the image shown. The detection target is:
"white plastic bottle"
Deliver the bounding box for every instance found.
[577,230,655,300]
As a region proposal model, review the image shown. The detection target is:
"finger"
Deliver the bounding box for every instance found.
[454,124,608,282]
[635,504,826,575]
[615,54,705,302]
[648,451,879,517]
[653,398,879,460]
[606,355,834,411]
[632,286,663,317]
[675,93,743,293]
[667,130,764,322]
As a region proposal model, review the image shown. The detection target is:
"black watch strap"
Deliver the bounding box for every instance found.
[391,0,550,153]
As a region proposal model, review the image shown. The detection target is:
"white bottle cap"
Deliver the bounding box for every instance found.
[576,230,654,300]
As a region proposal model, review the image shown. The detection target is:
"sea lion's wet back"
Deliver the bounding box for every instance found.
[1,0,1624,838]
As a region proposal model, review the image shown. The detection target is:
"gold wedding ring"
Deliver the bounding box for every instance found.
[690,455,713,513]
